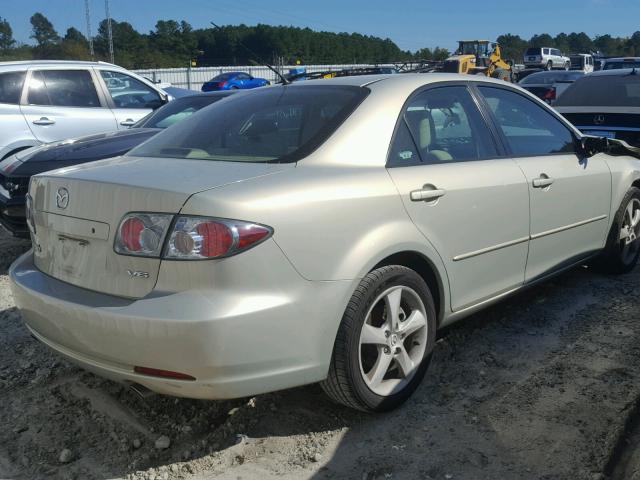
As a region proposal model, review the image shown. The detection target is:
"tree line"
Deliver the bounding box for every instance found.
[1,12,640,69]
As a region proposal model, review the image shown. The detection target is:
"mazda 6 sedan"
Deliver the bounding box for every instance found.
[10,74,640,412]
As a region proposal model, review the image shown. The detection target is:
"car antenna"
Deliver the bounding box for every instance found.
[209,22,290,85]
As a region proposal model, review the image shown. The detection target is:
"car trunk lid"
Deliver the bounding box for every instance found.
[29,156,289,298]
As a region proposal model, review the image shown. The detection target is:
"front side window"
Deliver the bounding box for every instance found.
[0,71,26,105]
[100,70,162,109]
[388,85,497,167]
[27,70,100,107]
[130,85,368,163]
[478,86,575,156]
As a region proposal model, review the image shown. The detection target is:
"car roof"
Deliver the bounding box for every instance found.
[286,72,512,90]
[0,60,123,72]
[588,68,640,77]
[604,57,640,62]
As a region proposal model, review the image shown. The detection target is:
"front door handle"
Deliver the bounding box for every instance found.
[120,119,136,126]
[32,117,55,126]
[410,186,446,202]
[532,174,554,189]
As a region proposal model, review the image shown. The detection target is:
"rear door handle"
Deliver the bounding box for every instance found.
[532,174,554,188]
[120,119,136,126]
[32,117,55,126]
[410,187,446,202]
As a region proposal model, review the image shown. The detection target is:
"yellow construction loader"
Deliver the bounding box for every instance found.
[441,40,513,82]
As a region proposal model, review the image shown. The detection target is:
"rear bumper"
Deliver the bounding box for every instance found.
[9,250,354,399]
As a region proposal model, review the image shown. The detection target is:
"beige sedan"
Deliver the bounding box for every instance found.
[10,74,640,412]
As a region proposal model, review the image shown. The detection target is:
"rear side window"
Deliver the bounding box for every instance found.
[555,75,640,107]
[27,70,100,107]
[388,85,497,167]
[0,71,25,104]
[543,48,550,55]
[479,86,575,156]
[130,85,368,163]
[100,70,162,109]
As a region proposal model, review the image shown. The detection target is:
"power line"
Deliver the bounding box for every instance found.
[84,0,94,57]
[105,0,114,63]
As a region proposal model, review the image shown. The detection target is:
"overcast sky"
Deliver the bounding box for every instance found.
[3,0,639,52]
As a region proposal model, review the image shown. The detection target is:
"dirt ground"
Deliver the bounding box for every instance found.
[1,228,639,480]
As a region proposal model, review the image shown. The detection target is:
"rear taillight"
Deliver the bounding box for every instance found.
[542,88,556,102]
[218,81,227,88]
[114,213,173,257]
[114,214,272,260]
[165,216,272,259]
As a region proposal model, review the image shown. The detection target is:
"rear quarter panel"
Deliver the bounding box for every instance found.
[180,165,451,303]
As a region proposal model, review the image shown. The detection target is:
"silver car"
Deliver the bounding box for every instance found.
[10,74,640,412]
[524,47,571,70]
[0,60,170,160]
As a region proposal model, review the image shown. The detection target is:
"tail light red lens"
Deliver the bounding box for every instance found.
[218,81,227,88]
[542,88,556,101]
[120,217,145,251]
[114,213,173,257]
[116,214,273,260]
[165,216,273,259]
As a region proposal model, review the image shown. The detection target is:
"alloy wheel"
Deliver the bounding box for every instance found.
[358,286,428,397]
[619,198,640,264]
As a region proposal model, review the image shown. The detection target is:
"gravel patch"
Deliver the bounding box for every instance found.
[0,229,638,480]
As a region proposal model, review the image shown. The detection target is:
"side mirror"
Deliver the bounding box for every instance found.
[577,135,608,158]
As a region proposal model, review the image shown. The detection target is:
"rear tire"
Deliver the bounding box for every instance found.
[594,187,640,274]
[321,265,436,412]
[546,61,553,71]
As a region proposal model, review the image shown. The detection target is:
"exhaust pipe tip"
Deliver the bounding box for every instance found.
[128,382,156,400]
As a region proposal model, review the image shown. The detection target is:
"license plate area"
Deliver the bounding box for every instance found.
[33,212,110,283]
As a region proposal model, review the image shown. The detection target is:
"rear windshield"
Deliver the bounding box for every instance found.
[136,94,231,129]
[519,71,583,85]
[603,60,640,70]
[555,73,640,107]
[525,48,541,56]
[129,85,368,163]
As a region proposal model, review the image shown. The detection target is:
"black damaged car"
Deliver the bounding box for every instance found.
[0,91,233,237]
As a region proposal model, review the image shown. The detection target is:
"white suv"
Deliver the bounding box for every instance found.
[0,60,169,160]
[523,47,571,71]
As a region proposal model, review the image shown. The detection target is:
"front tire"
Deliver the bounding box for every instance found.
[321,266,436,412]
[596,187,640,274]
[564,61,571,71]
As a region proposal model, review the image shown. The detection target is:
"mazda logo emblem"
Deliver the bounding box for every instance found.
[594,114,605,125]
[56,187,69,209]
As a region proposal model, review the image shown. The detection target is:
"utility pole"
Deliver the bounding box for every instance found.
[84,0,95,58]
[105,0,114,63]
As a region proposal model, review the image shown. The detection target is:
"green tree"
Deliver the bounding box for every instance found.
[30,12,60,46]
[496,34,528,61]
[0,17,15,51]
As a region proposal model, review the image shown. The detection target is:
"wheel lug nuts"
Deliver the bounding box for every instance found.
[384,331,390,338]
[383,347,390,354]
[395,347,401,354]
